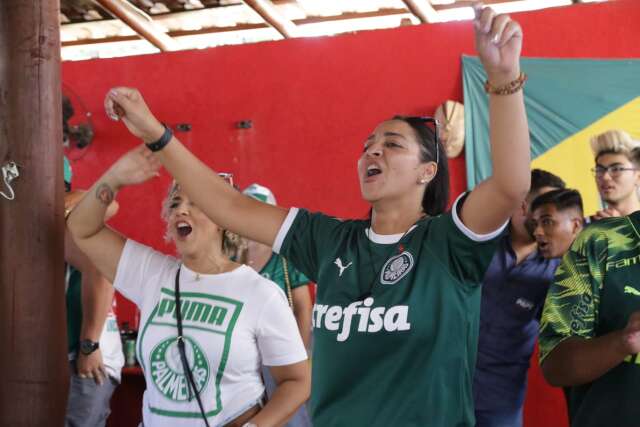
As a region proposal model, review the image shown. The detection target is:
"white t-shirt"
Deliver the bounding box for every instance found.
[114,240,307,427]
[100,311,125,382]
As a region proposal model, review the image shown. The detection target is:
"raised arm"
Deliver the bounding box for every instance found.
[461,5,530,234]
[67,146,161,282]
[104,90,288,247]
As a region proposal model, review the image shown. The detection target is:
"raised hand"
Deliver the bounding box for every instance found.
[473,3,522,85]
[104,87,165,143]
[106,145,162,189]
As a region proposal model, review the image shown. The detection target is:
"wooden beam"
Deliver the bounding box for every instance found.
[242,0,297,38]
[95,0,180,51]
[0,0,68,424]
[432,0,513,11]
[62,8,412,47]
[401,0,440,23]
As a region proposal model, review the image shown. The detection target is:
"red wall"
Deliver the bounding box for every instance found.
[62,1,640,426]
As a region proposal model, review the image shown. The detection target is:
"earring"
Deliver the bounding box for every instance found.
[420,178,428,184]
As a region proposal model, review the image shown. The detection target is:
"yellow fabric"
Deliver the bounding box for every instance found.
[532,97,640,216]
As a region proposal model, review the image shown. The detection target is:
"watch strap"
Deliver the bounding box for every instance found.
[145,124,173,152]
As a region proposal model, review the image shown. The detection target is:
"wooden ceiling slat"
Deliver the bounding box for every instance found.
[242,0,297,38]
[402,0,440,23]
[94,0,180,51]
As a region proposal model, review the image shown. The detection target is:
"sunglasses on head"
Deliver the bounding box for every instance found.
[218,172,234,187]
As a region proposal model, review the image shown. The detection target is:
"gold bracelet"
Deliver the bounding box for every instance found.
[65,207,73,221]
[484,72,527,95]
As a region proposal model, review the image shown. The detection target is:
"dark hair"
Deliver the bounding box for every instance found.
[531,188,583,217]
[392,116,449,216]
[62,96,74,140]
[531,169,565,194]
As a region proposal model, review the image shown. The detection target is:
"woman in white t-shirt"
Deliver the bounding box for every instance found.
[67,157,310,427]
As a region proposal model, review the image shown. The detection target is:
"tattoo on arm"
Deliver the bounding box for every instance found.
[96,183,114,206]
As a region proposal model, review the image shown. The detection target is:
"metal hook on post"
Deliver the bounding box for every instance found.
[1,161,20,201]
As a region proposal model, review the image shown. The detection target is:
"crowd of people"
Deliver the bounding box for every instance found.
[58,3,640,427]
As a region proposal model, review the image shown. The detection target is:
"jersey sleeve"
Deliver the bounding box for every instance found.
[538,227,605,363]
[285,258,311,289]
[113,239,176,307]
[430,193,507,284]
[256,288,308,366]
[273,208,343,283]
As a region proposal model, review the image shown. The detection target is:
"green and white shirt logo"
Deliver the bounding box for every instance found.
[150,336,209,401]
[380,251,414,285]
[139,288,243,418]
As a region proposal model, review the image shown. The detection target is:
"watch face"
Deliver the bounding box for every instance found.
[80,340,99,355]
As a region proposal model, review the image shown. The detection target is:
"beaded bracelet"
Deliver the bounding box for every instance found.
[145,124,173,152]
[484,72,527,95]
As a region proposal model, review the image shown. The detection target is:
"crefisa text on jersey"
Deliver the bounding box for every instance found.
[312,297,411,342]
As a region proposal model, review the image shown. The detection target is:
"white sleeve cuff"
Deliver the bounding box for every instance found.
[273,208,299,254]
[451,193,508,242]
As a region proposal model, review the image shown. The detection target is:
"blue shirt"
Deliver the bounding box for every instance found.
[474,234,560,411]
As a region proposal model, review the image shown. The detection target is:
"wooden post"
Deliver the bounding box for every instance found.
[0,1,69,425]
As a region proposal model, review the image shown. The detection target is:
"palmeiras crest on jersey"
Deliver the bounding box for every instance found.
[380,251,414,285]
[150,336,210,401]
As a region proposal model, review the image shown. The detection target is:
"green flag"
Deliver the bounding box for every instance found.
[462,56,640,214]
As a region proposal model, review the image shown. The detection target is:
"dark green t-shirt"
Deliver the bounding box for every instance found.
[540,212,640,427]
[275,201,502,427]
[66,265,82,355]
[259,253,310,297]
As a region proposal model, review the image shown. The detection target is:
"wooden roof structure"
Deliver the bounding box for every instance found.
[59,0,605,59]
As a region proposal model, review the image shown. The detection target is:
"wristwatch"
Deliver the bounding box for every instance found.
[79,339,100,355]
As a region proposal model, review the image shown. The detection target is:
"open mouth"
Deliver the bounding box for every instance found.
[366,164,382,177]
[537,240,549,252]
[176,221,193,237]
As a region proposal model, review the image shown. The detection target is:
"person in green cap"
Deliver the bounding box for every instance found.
[241,183,312,427]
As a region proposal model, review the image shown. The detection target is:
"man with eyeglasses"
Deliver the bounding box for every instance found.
[589,130,640,220]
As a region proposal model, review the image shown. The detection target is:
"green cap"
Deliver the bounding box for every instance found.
[64,156,72,184]
[243,183,276,205]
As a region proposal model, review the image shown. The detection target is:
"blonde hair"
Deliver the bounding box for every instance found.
[161,181,243,258]
[590,130,640,164]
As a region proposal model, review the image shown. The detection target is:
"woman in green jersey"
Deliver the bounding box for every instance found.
[100,5,530,426]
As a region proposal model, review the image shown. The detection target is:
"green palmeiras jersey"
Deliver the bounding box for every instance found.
[259,253,310,294]
[539,212,640,427]
[273,195,505,427]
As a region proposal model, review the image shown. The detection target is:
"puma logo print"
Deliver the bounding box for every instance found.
[334,258,353,277]
[624,286,640,296]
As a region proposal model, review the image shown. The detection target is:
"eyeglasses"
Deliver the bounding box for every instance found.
[218,172,234,186]
[405,116,440,165]
[591,165,638,178]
